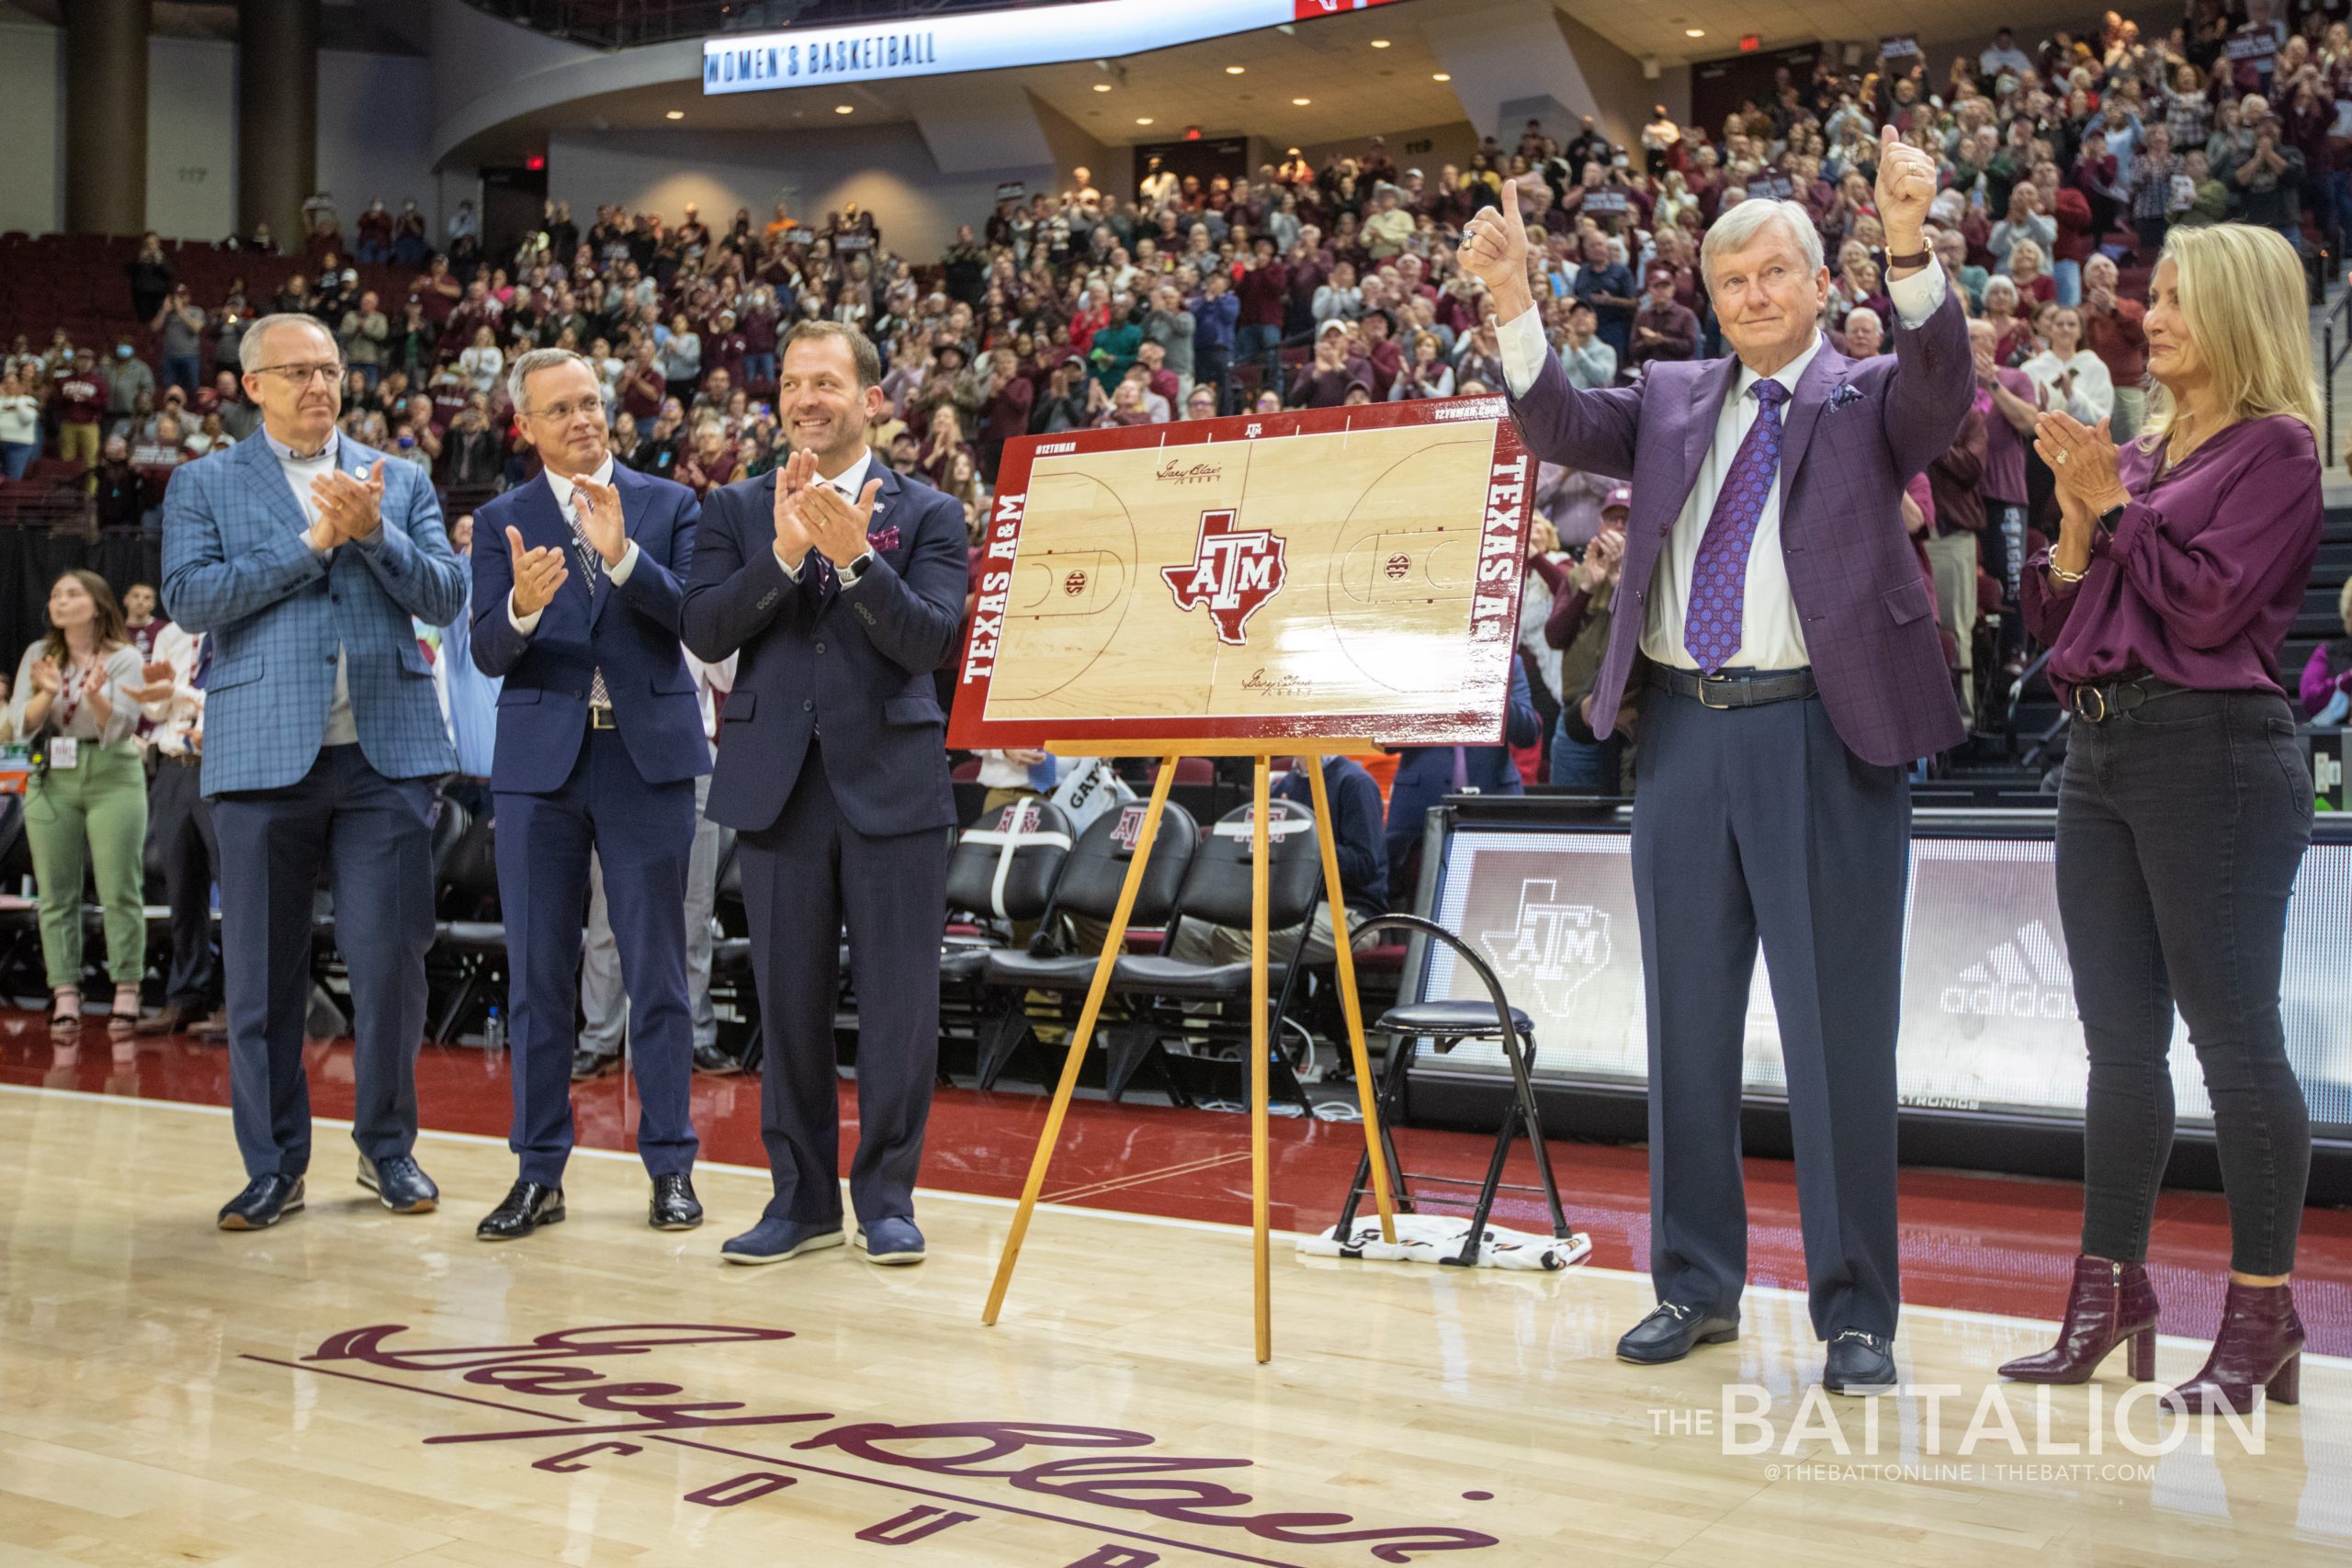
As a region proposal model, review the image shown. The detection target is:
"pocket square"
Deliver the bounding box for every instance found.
[866,525,901,554]
[1829,383,1867,412]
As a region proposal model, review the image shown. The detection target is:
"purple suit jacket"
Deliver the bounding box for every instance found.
[1510,285,1973,766]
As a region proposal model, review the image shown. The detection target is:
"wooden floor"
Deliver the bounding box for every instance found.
[4,1086,2348,1568]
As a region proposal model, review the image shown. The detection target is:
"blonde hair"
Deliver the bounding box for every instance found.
[2338,573,2352,635]
[2143,223,2321,448]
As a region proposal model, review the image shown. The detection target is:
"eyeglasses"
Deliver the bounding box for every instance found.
[526,398,603,424]
[249,363,345,386]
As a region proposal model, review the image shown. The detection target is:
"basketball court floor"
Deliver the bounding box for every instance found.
[5,1025,2348,1566]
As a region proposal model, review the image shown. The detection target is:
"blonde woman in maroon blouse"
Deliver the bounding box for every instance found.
[2008,223,2322,1415]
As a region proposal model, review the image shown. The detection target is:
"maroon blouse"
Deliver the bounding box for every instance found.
[2020,414,2323,697]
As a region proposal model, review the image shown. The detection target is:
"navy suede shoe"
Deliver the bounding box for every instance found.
[855,1216,925,1266]
[218,1174,304,1230]
[720,1216,845,1265]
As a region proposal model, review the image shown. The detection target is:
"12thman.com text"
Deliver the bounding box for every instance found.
[1646,1382,2266,1483]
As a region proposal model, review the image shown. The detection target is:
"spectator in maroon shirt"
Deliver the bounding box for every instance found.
[57,350,107,482]
[977,345,1034,483]
[619,344,666,423]
[1628,268,1699,373]
[1357,310,1405,390]
[703,308,750,389]
[1289,321,1366,409]
[2077,254,2150,440]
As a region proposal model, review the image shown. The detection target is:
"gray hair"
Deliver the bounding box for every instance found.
[1843,306,1884,337]
[1700,198,1824,289]
[507,346,596,414]
[238,312,336,373]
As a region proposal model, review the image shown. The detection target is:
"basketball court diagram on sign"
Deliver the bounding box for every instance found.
[951,401,1536,748]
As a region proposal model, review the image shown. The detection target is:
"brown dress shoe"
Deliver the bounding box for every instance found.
[136,1002,191,1036]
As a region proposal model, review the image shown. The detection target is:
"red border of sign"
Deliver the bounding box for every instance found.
[945,395,1533,750]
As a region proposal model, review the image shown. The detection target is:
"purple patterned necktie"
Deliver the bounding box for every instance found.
[1683,378,1790,673]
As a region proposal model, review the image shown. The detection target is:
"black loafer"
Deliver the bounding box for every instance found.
[1824,1328,1899,1394]
[1616,1301,1740,1364]
[219,1173,305,1231]
[650,1172,703,1230]
[691,1043,743,1075]
[571,1049,621,1082]
[356,1153,439,1213]
[477,1180,565,1241]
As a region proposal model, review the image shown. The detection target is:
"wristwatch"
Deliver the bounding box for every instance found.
[836,549,876,587]
[1884,247,1931,269]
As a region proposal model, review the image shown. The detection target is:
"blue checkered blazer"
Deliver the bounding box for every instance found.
[160,434,469,795]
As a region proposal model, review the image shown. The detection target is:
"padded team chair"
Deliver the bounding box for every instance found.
[942,795,1076,972]
[976,798,1199,1089]
[1107,798,1325,1107]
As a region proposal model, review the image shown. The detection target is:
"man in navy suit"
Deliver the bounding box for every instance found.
[467,348,711,1239]
[683,321,965,1269]
[162,313,469,1231]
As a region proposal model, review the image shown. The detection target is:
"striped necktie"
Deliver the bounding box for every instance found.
[568,489,611,708]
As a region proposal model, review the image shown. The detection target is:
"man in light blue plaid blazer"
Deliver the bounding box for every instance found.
[161,314,469,1233]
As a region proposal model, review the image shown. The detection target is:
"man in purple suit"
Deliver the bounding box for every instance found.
[1462,128,1969,1393]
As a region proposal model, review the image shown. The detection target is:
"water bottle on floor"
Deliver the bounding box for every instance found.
[485,1005,504,1054]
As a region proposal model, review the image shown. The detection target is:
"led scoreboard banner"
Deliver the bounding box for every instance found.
[704,0,1418,94]
[946,396,1536,751]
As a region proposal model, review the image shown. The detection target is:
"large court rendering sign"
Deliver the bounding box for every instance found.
[946,397,1535,750]
[704,0,1413,93]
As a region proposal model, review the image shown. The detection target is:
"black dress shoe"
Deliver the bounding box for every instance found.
[356,1153,439,1213]
[691,1042,743,1075]
[477,1180,565,1241]
[571,1048,621,1082]
[219,1174,305,1231]
[1616,1301,1740,1364]
[650,1172,704,1230]
[1823,1328,1899,1394]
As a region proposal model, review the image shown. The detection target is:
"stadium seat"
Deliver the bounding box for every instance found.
[974,798,1197,1090]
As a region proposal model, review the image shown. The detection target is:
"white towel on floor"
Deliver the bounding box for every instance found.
[1296,1213,1592,1271]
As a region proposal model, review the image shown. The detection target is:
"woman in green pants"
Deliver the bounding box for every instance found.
[7,570,151,1036]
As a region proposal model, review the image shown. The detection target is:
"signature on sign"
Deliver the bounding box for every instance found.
[247,1324,1501,1566]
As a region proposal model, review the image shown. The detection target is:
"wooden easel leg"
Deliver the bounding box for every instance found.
[1305,754,1397,1245]
[980,758,1179,1327]
[1250,754,1272,1364]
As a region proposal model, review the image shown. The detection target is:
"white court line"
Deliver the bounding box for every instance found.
[6,1080,2346,1368]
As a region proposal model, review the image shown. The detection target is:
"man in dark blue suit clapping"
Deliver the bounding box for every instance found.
[468,347,712,1240]
[684,321,966,1269]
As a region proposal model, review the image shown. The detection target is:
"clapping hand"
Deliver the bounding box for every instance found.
[569,475,628,567]
[311,461,387,549]
[800,475,883,567]
[2032,411,2129,515]
[28,657,62,696]
[771,446,820,572]
[505,524,570,617]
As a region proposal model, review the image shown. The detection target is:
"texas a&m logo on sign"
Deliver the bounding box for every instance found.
[1161,508,1287,646]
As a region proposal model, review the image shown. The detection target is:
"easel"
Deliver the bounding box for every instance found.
[980,740,1399,1363]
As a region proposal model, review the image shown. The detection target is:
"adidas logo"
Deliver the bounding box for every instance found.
[1940,919,2076,1021]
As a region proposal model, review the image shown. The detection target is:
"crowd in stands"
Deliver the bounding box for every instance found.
[5,1,2349,795]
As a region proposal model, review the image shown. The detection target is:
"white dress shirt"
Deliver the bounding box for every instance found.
[1498,259,1949,671]
[267,426,365,745]
[508,454,642,635]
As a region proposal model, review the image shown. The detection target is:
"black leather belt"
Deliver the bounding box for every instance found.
[589,706,618,729]
[2070,670,2187,723]
[1648,665,1818,710]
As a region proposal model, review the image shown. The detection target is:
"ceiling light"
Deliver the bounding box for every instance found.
[665,109,684,120]
[1370,39,1391,49]
[1093,82,1113,92]
[1432,73,1451,82]
[1685,28,1706,37]
[1293,96,1311,106]
[834,104,854,114]
[1227,65,1246,74]
[1136,117,1154,125]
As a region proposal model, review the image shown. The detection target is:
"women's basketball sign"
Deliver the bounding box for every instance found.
[950,398,1536,749]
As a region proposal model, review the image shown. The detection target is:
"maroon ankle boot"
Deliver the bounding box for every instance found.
[1999,1255,2160,1384]
[2168,1280,2303,1415]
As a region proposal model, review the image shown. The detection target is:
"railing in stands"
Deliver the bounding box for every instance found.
[463,0,1089,51]
[2324,280,2352,467]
